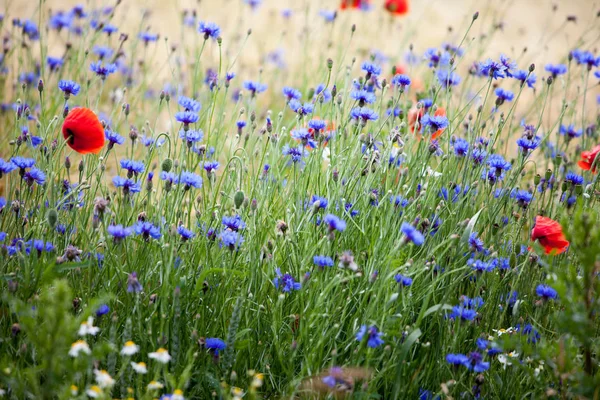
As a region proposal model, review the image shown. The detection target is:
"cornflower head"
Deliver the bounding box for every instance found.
[313,255,334,268]
[478,58,507,79]
[273,268,301,292]
[350,89,377,106]
[133,221,161,240]
[177,95,201,112]
[400,222,424,245]
[58,80,81,98]
[89,61,117,80]
[243,80,267,97]
[356,325,384,348]
[282,86,302,101]
[198,21,221,39]
[107,224,133,243]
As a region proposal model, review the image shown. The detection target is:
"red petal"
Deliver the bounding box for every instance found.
[62,107,105,155]
[531,216,563,240]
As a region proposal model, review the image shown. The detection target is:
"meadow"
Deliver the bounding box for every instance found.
[1,0,600,398]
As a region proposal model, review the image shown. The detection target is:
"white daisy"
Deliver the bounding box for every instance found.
[86,385,102,398]
[148,347,171,364]
[94,369,115,388]
[69,340,91,357]
[147,380,164,390]
[120,340,140,356]
[130,361,148,374]
[78,317,100,337]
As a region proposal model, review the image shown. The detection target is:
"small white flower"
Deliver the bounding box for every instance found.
[147,380,164,390]
[120,340,140,356]
[148,347,171,364]
[497,352,519,369]
[78,317,100,337]
[0,388,5,397]
[69,340,91,357]
[425,166,442,178]
[492,327,514,337]
[171,389,185,400]
[86,385,102,398]
[130,361,148,374]
[94,369,115,388]
[322,146,330,165]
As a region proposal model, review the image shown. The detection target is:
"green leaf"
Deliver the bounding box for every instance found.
[461,208,485,244]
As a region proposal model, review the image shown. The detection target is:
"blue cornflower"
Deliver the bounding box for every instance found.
[488,154,511,175]
[361,61,382,77]
[198,21,220,39]
[498,258,511,270]
[107,224,133,242]
[516,323,541,344]
[469,258,493,273]
[178,171,202,190]
[219,230,244,250]
[499,54,517,77]
[225,72,235,82]
[243,80,267,97]
[308,119,327,132]
[350,107,379,124]
[0,158,17,176]
[314,84,332,103]
[222,215,246,231]
[282,145,309,165]
[120,159,145,176]
[313,255,334,268]
[177,225,195,241]
[446,353,469,367]
[47,56,63,71]
[138,31,159,44]
[290,128,316,148]
[513,69,536,88]
[323,214,346,232]
[571,49,599,68]
[319,10,337,22]
[10,156,35,170]
[468,232,485,253]
[395,274,413,287]
[102,24,118,35]
[175,111,199,126]
[49,11,73,31]
[565,172,584,186]
[112,176,141,194]
[273,268,301,292]
[401,222,424,245]
[178,95,201,112]
[89,61,117,79]
[476,338,489,350]
[20,19,40,40]
[467,352,490,372]
[288,99,314,116]
[127,272,142,293]
[545,63,567,77]
[205,338,226,354]
[461,296,484,309]
[350,89,376,105]
[134,221,161,240]
[203,161,220,174]
[356,325,384,348]
[236,121,247,131]
[479,59,507,79]
[96,304,110,317]
[282,86,302,101]
[105,129,125,146]
[179,129,204,145]
[495,87,514,103]
[447,306,477,321]
[423,48,450,68]
[559,124,582,139]
[471,148,487,165]
[23,168,45,186]
[436,70,461,88]
[421,114,449,134]
[391,74,411,88]
[536,284,558,300]
[514,190,533,208]
[453,138,469,156]
[310,195,328,210]
[92,45,113,59]
[58,80,81,97]
[516,135,541,155]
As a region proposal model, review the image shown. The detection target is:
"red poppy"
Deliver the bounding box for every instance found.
[577,144,600,173]
[340,0,369,10]
[62,107,105,154]
[531,216,569,255]
[384,0,409,15]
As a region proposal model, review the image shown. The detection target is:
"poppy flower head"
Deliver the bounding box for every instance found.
[531,216,569,255]
[577,144,600,173]
[385,0,409,15]
[407,106,424,133]
[62,107,105,154]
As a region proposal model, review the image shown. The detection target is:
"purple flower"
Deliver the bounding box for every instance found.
[446,353,469,367]
[243,80,267,97]
[313,255,334,268]
[205,337,226,354]
[90,61,117,79]
[178,96,201,112]
[395,274,413,287]
[447,306,477,321]
[198,21,221,39]
[323,214,346,232]
[356,325,384,348]
[127,272,142,293]
[177,225,195,241]
[273,268,301,292]
[401,222,424,245]
[107,224,133,242]
[536,284,558,300]
[134,221,161,240]
[58,80,81,97]
[219,230,244,250]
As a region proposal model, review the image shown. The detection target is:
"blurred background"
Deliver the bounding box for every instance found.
[6,0,599,80]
